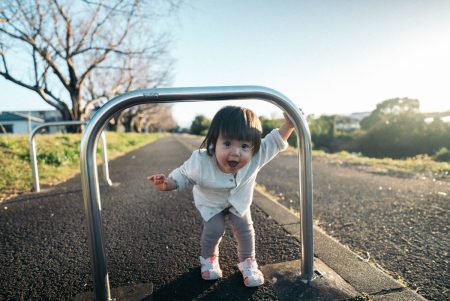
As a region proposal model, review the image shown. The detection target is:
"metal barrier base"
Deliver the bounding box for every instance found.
[260,259,359,301]
[73,282,153,301]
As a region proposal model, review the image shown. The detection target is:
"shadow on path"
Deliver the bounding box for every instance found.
[149,268,262,301]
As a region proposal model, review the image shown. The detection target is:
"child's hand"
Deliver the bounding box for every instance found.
[147,174,176,191]
[283,108,304,128]
[279,108,304,141]
[283,112,294,129]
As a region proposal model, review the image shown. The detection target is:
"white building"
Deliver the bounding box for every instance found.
[0,112,45,134]
[335,112,370,131]
[0,110,65,134]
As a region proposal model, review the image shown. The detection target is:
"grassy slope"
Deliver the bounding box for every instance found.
[311,149,449,180]
[0,132,166,201]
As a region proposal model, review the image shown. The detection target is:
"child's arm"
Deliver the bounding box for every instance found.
[278,112,295,142]
[147,174,178,191]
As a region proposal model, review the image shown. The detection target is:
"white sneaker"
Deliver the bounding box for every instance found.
[237,258,265,287]
[199,256,223,280]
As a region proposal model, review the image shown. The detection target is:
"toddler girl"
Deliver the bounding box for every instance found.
[148,105,294,287]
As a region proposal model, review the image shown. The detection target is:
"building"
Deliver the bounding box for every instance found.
[0,110,63,134]
[0,112,45,134]
[335,112,370,131]
[15,110,63,123]
[423,111,450,124]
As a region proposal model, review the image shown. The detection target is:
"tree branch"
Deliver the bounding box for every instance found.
[1,0,179,129]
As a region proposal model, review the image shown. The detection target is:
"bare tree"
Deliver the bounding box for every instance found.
[139,104,177,132]
[0,0,181,131]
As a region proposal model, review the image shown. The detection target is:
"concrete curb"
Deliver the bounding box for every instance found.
[253,187,428,300]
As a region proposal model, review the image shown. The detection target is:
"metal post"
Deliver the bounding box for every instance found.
[27,112,32,134]
[80,86,314,301]
[30,134,40,192]
[100,131,112,186]
[29,121,112,192]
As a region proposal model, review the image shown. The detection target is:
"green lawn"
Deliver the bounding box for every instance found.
[0,132,167,201]
[311,149,449,179]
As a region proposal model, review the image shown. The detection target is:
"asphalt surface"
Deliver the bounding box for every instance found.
[176,135,449,301]
[256,150,449,301]
[1,136,301,300]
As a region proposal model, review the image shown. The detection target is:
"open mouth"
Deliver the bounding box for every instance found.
[227,160,239,168]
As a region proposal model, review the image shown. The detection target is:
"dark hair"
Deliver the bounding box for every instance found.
[200,106,262,156]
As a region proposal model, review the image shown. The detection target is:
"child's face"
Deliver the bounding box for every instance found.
[215,135,253,174]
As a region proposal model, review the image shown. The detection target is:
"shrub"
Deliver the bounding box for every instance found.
[37,151,63,166]
[433,147,450,162]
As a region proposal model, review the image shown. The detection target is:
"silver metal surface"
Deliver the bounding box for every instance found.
[100,131,113,186]
[29,121,112,192]
[79,86,314,301]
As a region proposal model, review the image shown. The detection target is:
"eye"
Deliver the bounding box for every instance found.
[224,141,231,147]
[242,143,251,150]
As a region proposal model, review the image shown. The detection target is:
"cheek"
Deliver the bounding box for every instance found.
[241,152,252,163]
[215,148,227,159]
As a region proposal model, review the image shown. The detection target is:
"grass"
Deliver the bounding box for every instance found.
[0,132,167,201]
[310,150,450,180]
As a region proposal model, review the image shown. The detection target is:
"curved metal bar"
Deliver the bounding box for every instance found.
[100,131,113,186]
[29,121,112,192]
[80,86,313,301]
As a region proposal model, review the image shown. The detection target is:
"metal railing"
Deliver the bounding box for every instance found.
[79,86,313,301]
[29,121,112,192]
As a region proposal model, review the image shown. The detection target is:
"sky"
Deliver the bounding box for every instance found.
[1,0,450,128]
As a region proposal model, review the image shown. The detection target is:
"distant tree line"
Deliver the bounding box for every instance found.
[187,98,450,162]
[306,98,450,161]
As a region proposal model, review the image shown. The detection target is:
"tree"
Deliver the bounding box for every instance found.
[360,97,420,130]
[190,115,211,136]
[260,116,297,147]
[0,0,181,131]
[308,115,336,151]
[123,104,176,132]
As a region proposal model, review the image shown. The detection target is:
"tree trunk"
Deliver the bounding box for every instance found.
[68,90,82,133]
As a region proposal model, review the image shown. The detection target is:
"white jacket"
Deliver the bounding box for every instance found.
[169,129,288,221]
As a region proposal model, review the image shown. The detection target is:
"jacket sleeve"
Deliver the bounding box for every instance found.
[168,151,199,191]
[256,128,289,168]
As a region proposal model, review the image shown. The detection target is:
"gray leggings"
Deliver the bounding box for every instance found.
[201,208,255,262]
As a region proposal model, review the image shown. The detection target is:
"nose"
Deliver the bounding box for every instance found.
[230,146,240,156]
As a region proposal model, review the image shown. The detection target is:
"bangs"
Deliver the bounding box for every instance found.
[220,121,261,145]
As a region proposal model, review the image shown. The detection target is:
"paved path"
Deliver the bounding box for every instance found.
[1,136,301,300]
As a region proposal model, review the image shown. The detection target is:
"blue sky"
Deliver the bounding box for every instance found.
[1,0,449,127]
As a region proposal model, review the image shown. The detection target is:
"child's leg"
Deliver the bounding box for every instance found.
[201,211,226,258]
[230,210,264,287]
[229,210,255,262]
